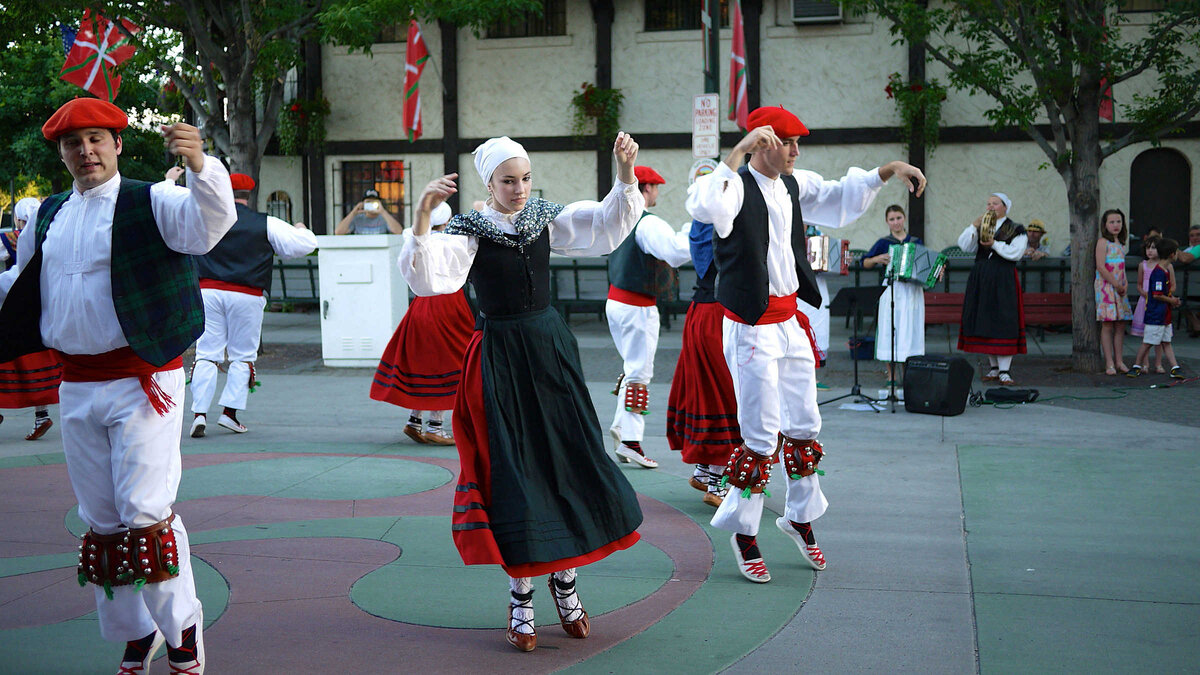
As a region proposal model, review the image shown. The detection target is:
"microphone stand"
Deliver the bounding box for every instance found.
[888,271,898,413]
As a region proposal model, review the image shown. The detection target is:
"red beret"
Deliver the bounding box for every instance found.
[42,98,128,141]
[746,106,810,138]
[634,166,666,185]
[230,173,256,191]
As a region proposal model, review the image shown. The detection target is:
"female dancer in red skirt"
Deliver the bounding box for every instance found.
[370,203,473,445]
[399,133,645,652]
[0,197,61,439]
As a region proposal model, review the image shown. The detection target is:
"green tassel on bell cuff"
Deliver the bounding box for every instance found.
[167,564,180,576]
[249,380,262,393]
[815,469,826,476]
[103,580,114,600]
[133,578,147,592]
[719,475,729,488]
[77,572,87,587]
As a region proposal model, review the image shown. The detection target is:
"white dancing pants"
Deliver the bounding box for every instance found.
[711,316,828,536]
[797,276,831,358]
[59,371,201,646]
[191,288,266,413]
[606,299,659,442]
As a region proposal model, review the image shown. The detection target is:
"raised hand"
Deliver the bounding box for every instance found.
[414,173,458,236]
[613,132,639,184]
[160,123,206,173]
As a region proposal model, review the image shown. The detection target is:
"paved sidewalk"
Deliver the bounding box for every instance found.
[0,310,1196,673]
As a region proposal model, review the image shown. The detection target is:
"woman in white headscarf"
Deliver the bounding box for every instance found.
[0,196,61,439]
[957,192,1028,385]
[399,133,646,652]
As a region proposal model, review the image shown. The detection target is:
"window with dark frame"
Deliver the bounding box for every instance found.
[266,191,292,222]
[486,0,567,38]
[376,22,407,43]
[646,0,730,31]
[341,160,406,226]
[1119,0,1169,11]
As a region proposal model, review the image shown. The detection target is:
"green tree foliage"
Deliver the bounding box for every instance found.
[0,27,176,199]
[3,0,539,203]
[847,0,1200,371]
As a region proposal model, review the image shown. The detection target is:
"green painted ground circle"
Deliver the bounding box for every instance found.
[177,456,451,501]
[349,516,673,629]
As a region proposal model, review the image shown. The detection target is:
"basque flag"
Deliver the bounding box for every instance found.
[59,9,140,102]
[727,0,749,129]
[403,19,430,142]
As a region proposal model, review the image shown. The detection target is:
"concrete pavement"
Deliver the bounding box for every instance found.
[0,308,1196,673]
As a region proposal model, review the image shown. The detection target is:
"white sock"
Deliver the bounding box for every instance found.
[550,568,584,623]
[509,576,534,634]
[997,355,1013,372]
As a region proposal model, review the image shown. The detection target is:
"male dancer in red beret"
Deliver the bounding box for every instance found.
[687,106,925,582]
[0,97,236,673]
[606,165,692,468]
[189,173,317,437]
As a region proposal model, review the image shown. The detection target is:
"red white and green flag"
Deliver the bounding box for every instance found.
[403,19,430,142]
[59,9,140,102]
[728,0,749,129]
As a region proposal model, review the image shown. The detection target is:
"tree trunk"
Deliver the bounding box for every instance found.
[1067,115,1103,373]
[226,82,261,210]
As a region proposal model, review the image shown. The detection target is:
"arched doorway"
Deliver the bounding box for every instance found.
[1129,148,1191,243]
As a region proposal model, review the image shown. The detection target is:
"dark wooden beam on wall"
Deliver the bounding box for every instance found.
[302,40,327,234]
[744,0,762,111]
[591,0,615,198]
[906,0,928,239]
[439,19,461,212]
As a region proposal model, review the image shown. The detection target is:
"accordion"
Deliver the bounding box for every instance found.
[885,242,947,289]
[807,235,849,275]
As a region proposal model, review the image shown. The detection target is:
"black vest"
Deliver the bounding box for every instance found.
[975,220,1026,266]
[607,213,668,298]
[714,167,821,324]
[469,229,552,316]
[195,204,275,292]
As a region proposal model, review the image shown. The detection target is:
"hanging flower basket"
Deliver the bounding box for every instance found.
[277,93,331,155]
[570,82,624,145]
[886,72,947,153]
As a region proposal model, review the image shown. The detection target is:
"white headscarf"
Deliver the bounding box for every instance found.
[473,136,528,187]
[990,192,1012,214]
[13,197,41,228]
[430,202,453,227]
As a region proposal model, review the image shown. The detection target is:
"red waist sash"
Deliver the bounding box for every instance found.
[724,293,798,325]
[199,278,264,296]
[607,285,656,307]
[723,293,821,369]
[56,347,183,416]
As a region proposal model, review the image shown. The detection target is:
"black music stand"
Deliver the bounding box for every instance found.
[819,285,886,411]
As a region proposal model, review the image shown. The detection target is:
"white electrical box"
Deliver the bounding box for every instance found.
[315,234,408,367]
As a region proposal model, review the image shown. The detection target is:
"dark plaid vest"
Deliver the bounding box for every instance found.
[0,179,203,367]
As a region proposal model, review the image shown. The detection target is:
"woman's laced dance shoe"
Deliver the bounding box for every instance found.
[730,534,771,583]
[506,594,537,652]
[547,575,590,638]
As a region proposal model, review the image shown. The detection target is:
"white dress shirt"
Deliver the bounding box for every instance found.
[266,216,319,258]
[957,217,1028,262]
[634,214,692,268]
[1,156,236,355]
[400,178,644,296]
[686,162,884,296]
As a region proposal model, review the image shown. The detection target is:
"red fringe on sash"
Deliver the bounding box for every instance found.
[57,348,182,416]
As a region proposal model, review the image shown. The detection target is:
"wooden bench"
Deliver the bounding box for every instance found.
[922,291,1071,340]
[1022,292,1072,328]
[924,292,964,325]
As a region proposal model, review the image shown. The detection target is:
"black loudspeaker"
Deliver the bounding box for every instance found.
[903,354,974,416]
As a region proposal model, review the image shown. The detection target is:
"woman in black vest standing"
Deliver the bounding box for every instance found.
[957,193,1028,385]
[398,133,645,652]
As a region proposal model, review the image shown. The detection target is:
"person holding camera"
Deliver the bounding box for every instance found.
[334,188,403,234]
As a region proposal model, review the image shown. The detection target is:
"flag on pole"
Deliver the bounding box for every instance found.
[728,0,749,130]
[59,9,140,102]
[403,19,430,142]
